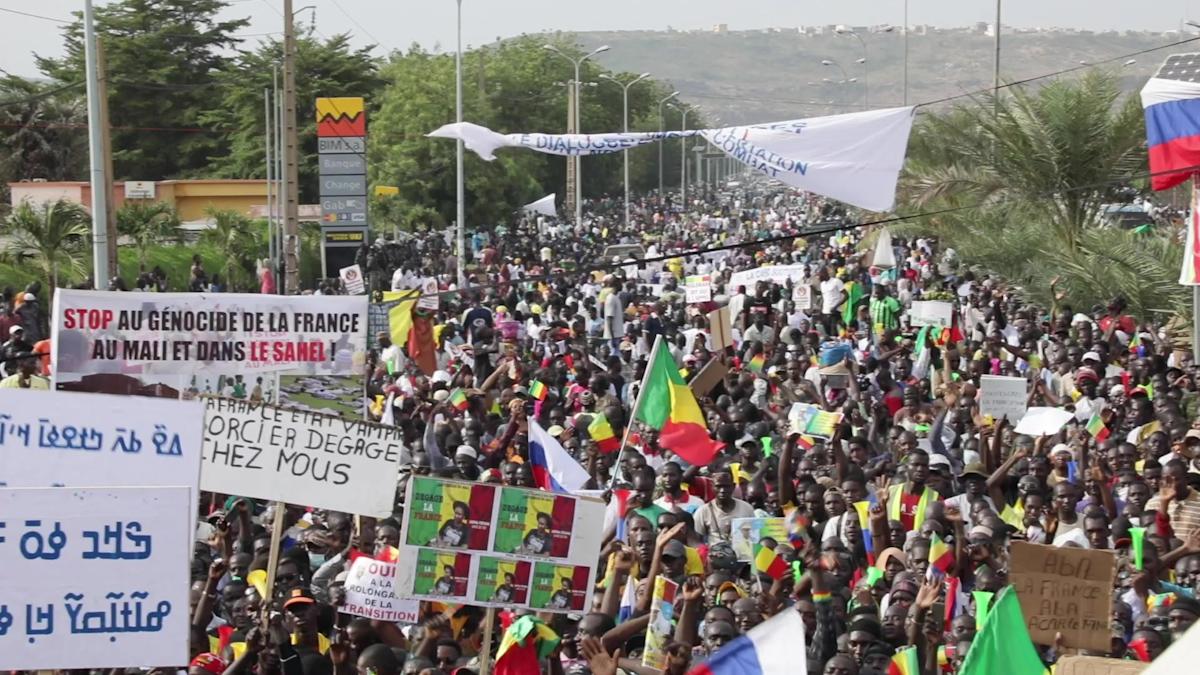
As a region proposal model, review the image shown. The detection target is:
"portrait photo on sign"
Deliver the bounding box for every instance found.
[493,487,575,558]
[474,557,533,605]
[405,477,496,551]
[413,548,471,598]
[529,562,589,612]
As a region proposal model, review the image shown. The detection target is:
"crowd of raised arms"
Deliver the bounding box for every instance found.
[9,181,1200,675]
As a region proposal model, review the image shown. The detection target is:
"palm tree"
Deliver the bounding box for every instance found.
[2,199,91,288]
[117,201,181,270]
[201,208,260,290]
[897,71,1184,318]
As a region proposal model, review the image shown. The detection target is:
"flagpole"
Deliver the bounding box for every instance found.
[609,334,664,488]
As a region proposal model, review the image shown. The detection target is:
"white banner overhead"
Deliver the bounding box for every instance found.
[428,107,916,212]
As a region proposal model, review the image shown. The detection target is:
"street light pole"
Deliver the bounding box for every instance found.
[544,44,610,227]
[903,0,909,105]
[83,0,109,288]
[455,0,466,287]
[673,105,690,207]
[600,73,651,227]
[657,91,679,202]
[993,0,1002,115]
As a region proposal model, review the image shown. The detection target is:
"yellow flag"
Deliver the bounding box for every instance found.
[384,289,420,347]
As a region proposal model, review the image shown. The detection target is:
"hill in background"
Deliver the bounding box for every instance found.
[554,26,1179,124]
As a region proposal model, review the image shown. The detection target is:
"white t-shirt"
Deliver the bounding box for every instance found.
[820,278,845,314]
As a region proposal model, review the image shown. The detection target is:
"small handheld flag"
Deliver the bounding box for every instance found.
[753,544,789,581]
[927,532,954,578]
[1086,412,1110,441]
[587,413,620,453]
[747,353,766,374]
[449,388,469,411]
[529,380,548,401]
[888,646,920,675]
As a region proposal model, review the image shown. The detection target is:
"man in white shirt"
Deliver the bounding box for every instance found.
[818,267,845,334]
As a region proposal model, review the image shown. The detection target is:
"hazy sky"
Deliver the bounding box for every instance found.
[3,0,1200,77]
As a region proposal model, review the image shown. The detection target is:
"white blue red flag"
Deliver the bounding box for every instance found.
[528,420,590,493]
[1142,53,1200,192]
[687,608,806,675]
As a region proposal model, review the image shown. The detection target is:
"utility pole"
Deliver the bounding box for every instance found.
[96,38,118,279]
[83,0,109,289]
[993,0,1002,115]
[455,0,466,287]
[565,83,577,220]
[282,0,300,293]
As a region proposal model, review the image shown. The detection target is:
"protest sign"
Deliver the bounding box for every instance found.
[0,486,189,668]
[200,397,403,515]
[689,357,729,398]
[979,375,1029,423]
[793,283,813,310]
[51,290,368,390]
[493,487,576,557]
[417,278,440,311]
[1056,656,1146,675]
[1013,407,1075,437]
[411,548,472,599]
[340,556,419,623]
[529,562,590,612]
[403,477,496,550]
[730,517,788,561]
[910,300,955,328]
[708,306,734,350]
[729,264,807,290]
[643,578,680,670]
[475,556,533,605]
[0,389,202,514]
[1009,541,1117,652]
[339,264,366,294]
[788,403,844,438]
[685,275,713,303]
[394,477,604,611]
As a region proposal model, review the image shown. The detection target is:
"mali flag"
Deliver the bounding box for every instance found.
[588,413,620,453]
[495,615,560,675]
[529,380,548,401]
[889,647,920,675]
[753,544,789,581]
[928,532,953,577]
[635,341,724,467]
[449,388,469,411]
[841,280,865,327]
[957,587,1047,675]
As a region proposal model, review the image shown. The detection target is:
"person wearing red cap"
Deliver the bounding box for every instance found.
[189,653,227,675]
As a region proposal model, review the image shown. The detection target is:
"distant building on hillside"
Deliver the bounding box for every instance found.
[713,23,728,33]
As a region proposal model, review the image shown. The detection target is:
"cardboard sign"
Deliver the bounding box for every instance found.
[1055,656,1146,675]
[339,264,366,294]
[729,264,807,290]
[1009,541,1117,652]
[200,397,404,516]
[910,300,954,328]
[0,486,190,668]
[341,557,420,623]
[979,375,1028,423]
[689,357,729,398]
[793,284,813,310]
[707,306,734,350]
[642,578,680,670]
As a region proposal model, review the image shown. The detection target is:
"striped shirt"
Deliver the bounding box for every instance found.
[869,296,901,334]
[1147,489,1200,539]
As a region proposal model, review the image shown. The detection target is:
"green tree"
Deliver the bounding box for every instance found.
[898,71,1184,317]
[370,36,688,227]
[0,75,88,207]
[116,201,181,269]
[202,32,384,202]
[2,199,92,288]
[36,0,248,180]
[201,208,262,290]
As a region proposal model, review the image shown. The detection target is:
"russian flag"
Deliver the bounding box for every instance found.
[528,420,590,493]
[687,608,806,675]
[1142,54,1200,192]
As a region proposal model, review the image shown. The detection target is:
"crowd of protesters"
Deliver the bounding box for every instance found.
[10,180,1200,675]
